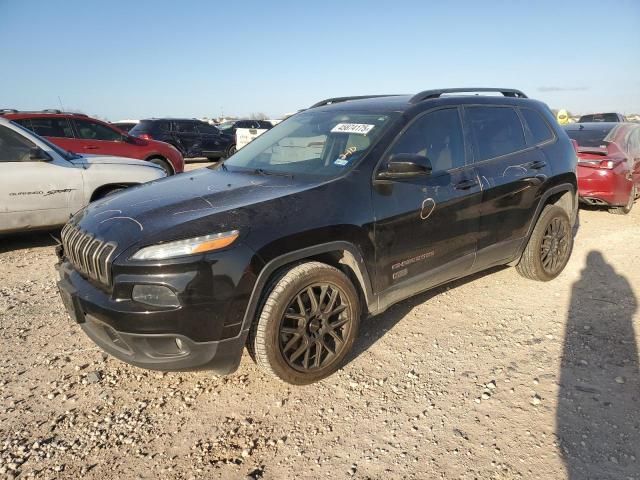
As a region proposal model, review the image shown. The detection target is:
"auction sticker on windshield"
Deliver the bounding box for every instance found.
[331,123,375,135]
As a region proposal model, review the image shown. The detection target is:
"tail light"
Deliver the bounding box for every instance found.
[598,159,621,170]
[578,159,622,169]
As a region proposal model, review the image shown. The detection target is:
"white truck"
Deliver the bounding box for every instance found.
[0,117,166,234]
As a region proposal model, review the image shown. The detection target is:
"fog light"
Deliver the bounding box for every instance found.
[132,284,180,308]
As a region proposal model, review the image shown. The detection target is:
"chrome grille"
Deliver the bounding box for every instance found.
[61,223,116,286]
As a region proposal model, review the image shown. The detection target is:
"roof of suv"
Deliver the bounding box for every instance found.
[307,88,541,114]
[0,110,90,119]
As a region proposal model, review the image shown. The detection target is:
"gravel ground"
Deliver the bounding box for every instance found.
[1,203,639,480]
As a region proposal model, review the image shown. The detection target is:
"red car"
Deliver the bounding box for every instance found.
[564,122,640,214]
[0,110,184,175]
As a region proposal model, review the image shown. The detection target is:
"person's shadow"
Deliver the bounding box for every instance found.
[558,251,639,479]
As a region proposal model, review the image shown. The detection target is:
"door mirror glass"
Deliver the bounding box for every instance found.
[29,147,52,161]
[377,153,432,180]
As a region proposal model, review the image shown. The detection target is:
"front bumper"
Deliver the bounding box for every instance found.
[55,246,259,372]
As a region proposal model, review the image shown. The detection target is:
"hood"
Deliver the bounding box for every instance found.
[71,154,162,169]
[71,167,322,255]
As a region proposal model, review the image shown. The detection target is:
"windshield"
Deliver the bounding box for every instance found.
[222,110,398,177]
[565,125,616,148]
[10,120,82,160]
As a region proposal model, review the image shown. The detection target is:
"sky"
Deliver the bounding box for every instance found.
[1,0,639,120]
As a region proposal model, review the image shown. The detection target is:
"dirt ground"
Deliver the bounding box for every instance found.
[1,174,639,479]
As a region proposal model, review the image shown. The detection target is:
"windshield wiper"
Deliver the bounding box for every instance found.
[253,168,293,178]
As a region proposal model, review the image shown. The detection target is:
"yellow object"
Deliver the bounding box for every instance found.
[557,109,570,125]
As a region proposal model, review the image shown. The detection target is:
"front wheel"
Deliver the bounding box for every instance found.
[516,204,573,281]
[608,185,635,215]
[247,262,361,385]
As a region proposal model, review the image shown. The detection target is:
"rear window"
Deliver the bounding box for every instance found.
[579,113,620,123]
[15,117,74,138]
[466,106,526,161]
[520,108,554,145]
[564,125,614,148]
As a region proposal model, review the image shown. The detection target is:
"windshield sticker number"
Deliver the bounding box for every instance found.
[331,123,375,135]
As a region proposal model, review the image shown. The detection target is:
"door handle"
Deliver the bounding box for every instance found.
[83,146,98,150]
[454,179,479,190]
[527,160,547,170]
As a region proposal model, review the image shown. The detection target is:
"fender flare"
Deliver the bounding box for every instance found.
[512,182,577,264]
[239,241,374,333]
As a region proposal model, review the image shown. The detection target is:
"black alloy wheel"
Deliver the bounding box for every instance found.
[540,216,570,276]
[279,283,352,372]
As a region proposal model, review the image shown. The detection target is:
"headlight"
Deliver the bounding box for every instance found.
[131,230,239,260]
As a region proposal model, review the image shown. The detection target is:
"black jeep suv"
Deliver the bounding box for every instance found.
[129,118,235,159]
[56,88,578,385]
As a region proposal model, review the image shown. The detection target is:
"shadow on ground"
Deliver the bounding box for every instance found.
[0,230,59,254]
[557,251,639,479]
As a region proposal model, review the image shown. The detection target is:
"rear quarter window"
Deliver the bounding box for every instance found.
[520,108,554,145]
[466,106,526,161]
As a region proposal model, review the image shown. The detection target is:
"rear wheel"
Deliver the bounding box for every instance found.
[516,204,573,281]
[247,262,360,385]
[608,185,635,215]
[223,144,236,159]
[148,157,173,176]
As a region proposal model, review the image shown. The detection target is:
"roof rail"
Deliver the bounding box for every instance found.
[0,108,88,116]
[310,95,400,109]
[410,88,528,104]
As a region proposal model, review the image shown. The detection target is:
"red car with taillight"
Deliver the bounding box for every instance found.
[0,110,184,175]
[564,122,640,214]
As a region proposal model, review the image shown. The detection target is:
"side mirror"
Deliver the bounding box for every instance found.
[377,153,432,180]
[29,147,52,161]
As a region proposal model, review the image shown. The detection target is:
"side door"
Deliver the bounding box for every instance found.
[0,124,84,232]
[372,107,481,304]
[14,117,78,152]
[174,121,202,157]
[467,105,554,267]
[72,118,131,157]
[197,122,226,156]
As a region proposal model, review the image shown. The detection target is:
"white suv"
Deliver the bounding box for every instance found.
[0,117,166,234]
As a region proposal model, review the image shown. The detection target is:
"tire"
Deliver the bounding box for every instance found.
[148,157,173,176]
[516,204,573,282]
[608,185,635,215]
[223,144,236,159]
[247,262,361,385]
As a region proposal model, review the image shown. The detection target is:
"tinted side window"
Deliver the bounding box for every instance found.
[75,119,122,141]
[175,121,198,133]
[0,125,36,162]
[388,108,466,173]
[25,117,74,138]
[520,108,554,145]
[197,123,220,135]
[467,106,526,161]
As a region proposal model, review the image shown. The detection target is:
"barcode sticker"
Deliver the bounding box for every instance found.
[331,123,375,135]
